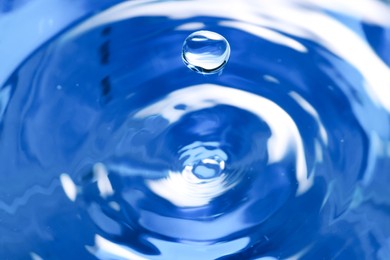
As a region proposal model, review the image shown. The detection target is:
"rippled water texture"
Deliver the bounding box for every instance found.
[1,0,390,259]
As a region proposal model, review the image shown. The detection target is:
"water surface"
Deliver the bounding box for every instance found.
[1,0,390,259]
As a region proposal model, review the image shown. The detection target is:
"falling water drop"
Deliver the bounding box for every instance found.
[182,30,230,74]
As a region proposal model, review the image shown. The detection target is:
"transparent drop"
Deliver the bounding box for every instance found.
[182,30,230,74]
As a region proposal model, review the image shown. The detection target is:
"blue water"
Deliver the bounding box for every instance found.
[1,0,390,259]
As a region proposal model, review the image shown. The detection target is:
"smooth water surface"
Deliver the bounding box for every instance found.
[1,0,390,259]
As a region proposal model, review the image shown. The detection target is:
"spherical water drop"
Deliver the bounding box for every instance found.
[182,30,230,74]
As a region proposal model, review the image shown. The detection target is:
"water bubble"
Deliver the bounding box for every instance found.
[182,30,230,74]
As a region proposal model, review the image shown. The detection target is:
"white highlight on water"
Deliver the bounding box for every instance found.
[147,168,232,207]
[30,252,44,260]
[263,75,280,84]
[138,203,259,240]
[109,201,121,211]
[219,21,307,53]
[86,235,149,260]
[146,236,250,260]
[175,22,205,31]
[60,173,77,202]
[148,141,232,207]
[93,163,114,198]
[0,84,11,120]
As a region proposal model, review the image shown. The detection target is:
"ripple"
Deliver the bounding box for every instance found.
[135,84,311,195]
[1,0,389,258]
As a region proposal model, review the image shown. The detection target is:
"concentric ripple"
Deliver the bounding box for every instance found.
[148,140,230,208]
[0,0,390,259]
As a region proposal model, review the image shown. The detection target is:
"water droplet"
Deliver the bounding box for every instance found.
[182,30,230,74]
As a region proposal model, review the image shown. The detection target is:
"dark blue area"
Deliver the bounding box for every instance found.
[363,23,390,67]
